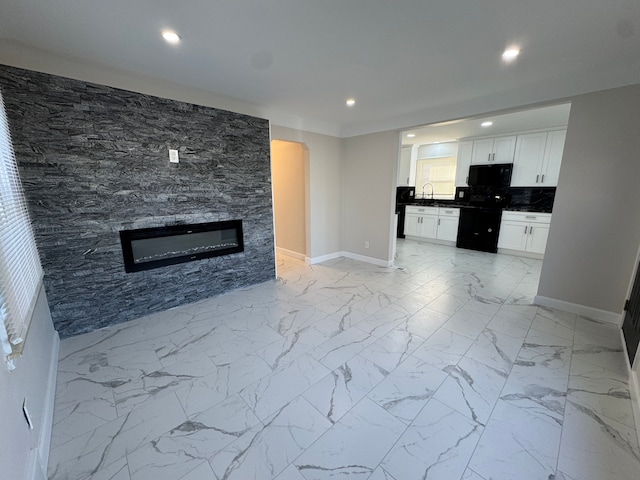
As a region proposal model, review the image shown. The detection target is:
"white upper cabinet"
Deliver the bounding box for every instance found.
[511,129,566,187]
[398,146,413,186]
[511,132,548,187]
[493,136,518,163]
[455,140,473,186]
[471,135,516,165]
[541,130,566,186]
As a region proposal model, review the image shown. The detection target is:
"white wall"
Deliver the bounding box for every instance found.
[271,140,307,256]
[537,84,640,317]
[0,285,59,480]
[343,131,401,262]
[270,126,343,260]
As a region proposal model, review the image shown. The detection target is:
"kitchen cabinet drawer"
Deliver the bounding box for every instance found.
[438,207,460,217]
[405,206,439,216]
[502,211,551,224]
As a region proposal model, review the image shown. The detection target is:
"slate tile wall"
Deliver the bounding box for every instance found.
[0,65,275,338]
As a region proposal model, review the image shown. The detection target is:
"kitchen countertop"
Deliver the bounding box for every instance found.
[503,207,553,213]
[405,201,552,213]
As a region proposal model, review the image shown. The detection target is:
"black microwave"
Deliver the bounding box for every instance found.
[468,163,513,187]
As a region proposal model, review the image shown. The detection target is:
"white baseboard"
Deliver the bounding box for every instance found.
[306,250,393,268]
[275,247,306,261]
[630,370,640,449]
[404,236,456,248]
[497,248,544,260]
[305,251,345,265]
[38,331,60,477]
[620,328,640,449]
[342,251,393,267]
[534,295,622,325]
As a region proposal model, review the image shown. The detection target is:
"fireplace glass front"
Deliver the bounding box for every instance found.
[119,220,243,273]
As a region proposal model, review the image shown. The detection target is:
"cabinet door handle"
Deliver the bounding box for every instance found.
[466,176,469,184]
[438,219,441,225]
[492,153,496,162]
[541,174,545,183]
[536,174,539,183]
[488,153,491,162]
[524,226,528,234]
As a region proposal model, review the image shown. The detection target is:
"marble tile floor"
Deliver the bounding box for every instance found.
[48,240,640,480]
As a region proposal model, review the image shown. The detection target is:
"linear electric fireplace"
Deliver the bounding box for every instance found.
[119,220,244,273]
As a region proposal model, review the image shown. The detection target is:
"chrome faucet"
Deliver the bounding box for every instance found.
[422,182,434,199]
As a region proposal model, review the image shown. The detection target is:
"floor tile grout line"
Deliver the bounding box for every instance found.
[554,308,579,477]
[459,296,540,477]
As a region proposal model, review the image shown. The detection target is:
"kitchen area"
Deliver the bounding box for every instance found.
[396,103,571,258]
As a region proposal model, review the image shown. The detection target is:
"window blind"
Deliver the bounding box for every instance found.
[0,87,43,368]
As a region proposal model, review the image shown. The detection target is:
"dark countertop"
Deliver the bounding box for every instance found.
[406,199,469,208]
[404,200,552,213]
[504,207,553,213]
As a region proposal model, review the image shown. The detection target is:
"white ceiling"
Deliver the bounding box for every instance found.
[0,1,638,138]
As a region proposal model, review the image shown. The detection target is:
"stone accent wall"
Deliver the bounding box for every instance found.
[0,65,275,338]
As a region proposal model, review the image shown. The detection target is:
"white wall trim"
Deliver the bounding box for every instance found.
[534,295,622,325]
[306,251,393,268]
[37,331,59,478]
[275,247,306,261]
[404,236,456,248]
[497,248,544,260]
[305,251,344,265]
[630,370,640,450]
[620,328,640,449]
[342,251,393,268]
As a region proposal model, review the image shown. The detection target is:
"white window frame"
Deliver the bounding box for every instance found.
[0,87,43,369]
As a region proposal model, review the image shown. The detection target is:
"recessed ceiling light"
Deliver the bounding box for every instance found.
[346,98,356,107]
[481,121,493,127]
[406,133,416,138]
[502,48,520,62]
[162,31,181,44]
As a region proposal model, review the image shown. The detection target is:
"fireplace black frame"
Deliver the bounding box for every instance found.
[119,220,244,273]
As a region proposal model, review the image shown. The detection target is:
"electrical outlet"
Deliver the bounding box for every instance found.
[169,149,179,163]
[364,241,370,249]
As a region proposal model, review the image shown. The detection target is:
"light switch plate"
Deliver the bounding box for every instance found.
[169,149,179,163]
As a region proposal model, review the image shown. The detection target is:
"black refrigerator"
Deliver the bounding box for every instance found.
[395,186,416,238]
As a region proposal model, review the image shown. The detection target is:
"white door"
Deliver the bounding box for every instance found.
[421,215,439,239]
[497,221,528,251]
[511,132,547,186]
[437,217,459,241]
[527,224,550,254]
[404,214,421,237]
[492,136,517,163]
[471,138,494,165]
[455,140,473,186]
[540,130,566,186]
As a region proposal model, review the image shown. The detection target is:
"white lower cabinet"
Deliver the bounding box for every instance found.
[498,211,551,255]
[405,206,459,242]
[404,206,438,238]
[436,208,460,241]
